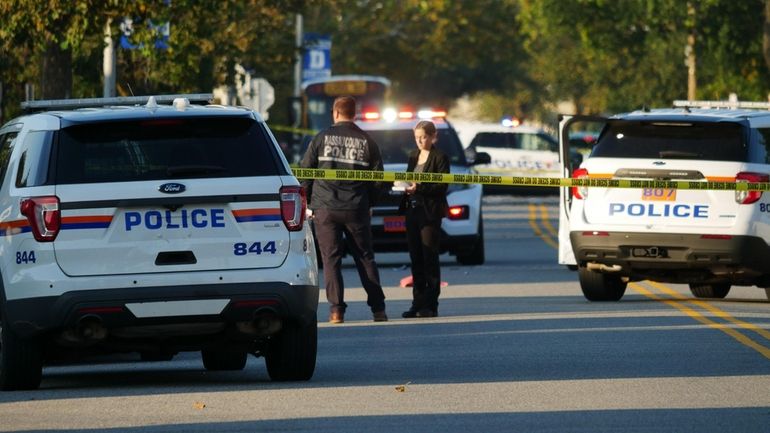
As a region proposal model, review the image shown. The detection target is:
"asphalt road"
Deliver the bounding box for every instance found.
[1,194,769,432]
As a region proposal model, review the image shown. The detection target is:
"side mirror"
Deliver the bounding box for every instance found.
[471,151,491,165]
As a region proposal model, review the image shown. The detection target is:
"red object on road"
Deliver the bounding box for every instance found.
[400,275,448,288]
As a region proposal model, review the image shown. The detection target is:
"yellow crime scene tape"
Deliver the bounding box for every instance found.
[292,168,770,191]
[269,124,318,135]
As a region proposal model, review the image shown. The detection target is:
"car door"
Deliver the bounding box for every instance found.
[558,115,606,267]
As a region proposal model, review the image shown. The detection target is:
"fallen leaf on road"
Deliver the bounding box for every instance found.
[193,402,206,409]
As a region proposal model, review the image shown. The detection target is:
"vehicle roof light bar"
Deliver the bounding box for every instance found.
[673,100,770,110]
[21,94,214,112]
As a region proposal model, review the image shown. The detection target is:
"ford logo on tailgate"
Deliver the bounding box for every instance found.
[158,183,186,194]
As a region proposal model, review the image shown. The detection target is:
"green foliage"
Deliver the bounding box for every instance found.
[1,0,769,124]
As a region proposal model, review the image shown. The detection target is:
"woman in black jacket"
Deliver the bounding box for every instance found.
[400,120,450,318]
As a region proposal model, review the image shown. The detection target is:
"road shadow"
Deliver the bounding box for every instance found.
[7,408,770,433]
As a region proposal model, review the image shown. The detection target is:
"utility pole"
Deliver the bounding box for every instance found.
[103,18,116,97]
[685,2,697,100]
[294,14,303,98]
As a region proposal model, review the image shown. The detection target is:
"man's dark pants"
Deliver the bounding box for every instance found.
[313,208,386,315]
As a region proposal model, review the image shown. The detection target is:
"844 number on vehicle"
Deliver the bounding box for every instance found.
[233,241,277,256]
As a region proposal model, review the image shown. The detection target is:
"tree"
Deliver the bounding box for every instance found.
[303,0,528,113]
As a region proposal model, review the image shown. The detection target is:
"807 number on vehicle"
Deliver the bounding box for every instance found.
[233,241,277,256]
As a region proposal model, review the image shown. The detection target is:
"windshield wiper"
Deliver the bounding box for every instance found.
[658,150,701,159]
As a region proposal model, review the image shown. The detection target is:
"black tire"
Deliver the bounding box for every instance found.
[456,218,485,266]
[578,267,627,301]
[689,283,730,299]
[265,318,317,381]
[201,349,248,371]
[0,317,43,391]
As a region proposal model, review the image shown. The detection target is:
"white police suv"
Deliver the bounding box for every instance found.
[558,101,770,302]
[0,95,319,390]
[356,108,490,265]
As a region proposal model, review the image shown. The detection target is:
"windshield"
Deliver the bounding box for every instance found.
[591,120,747,161]
[365,127,467,166]
[55,117,284,184]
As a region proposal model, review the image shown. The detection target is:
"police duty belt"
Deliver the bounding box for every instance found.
[293,168,770,191]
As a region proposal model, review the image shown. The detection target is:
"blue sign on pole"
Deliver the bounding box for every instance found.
[302,33,331,81]
[119,18,169,50]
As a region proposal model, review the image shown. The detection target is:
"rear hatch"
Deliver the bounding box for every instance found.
[52,115,290,276]
[578,119,749,230]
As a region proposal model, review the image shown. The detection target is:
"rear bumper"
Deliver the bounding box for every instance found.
[4,282,319,338]
[570,231,770,281]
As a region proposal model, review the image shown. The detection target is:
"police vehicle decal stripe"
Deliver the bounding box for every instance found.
[232,208,282,223]
[0,220,31,236]
[60,215,113,230]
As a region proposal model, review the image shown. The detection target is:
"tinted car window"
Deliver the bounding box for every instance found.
[757,128,770,164]
[520,133,557,151]
[0,132,18,188]
[591,120,746,161]
[366,128,467,165]
[16,131,53,187]
[55,117,282,184]
[470,132,510,149]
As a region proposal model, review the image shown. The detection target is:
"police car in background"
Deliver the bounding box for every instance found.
[462,122,581,194]
[356,108,490,265]
[0,95,319,390]
[558,101,770,302]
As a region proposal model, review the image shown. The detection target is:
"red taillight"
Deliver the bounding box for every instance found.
[701,234,733,240]
[280,186,306,232]
[362,111,380,120]
[77,306,124,314]
[735,172,769,204]
[20,196,60,242]
[571,168,589,200]
[447,205,469,220]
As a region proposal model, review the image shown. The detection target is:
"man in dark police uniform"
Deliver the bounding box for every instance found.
[300,95,388,324]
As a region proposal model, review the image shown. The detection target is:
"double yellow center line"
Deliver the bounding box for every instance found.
[630,281,770,360]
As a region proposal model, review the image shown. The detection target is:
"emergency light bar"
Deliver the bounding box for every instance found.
[21,94,214,112]
[361,107,447,122]
[673,100,770,110]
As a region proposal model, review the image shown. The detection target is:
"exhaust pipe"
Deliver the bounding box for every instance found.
[236,308,283,336]
[587,263,623,273]
[75,315,108,341]
[58,315,108,345]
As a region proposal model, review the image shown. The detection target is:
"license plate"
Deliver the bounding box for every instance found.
[383,216,406,233]
[641,188,676,201]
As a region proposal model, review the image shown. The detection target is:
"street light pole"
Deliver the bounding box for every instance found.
[686,2,697,100]
[294,14,303,98]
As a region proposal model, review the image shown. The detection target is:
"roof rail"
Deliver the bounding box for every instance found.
[673,100,770,110]
[20,93,214,112]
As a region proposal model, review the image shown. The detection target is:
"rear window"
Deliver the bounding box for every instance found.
[365,128,467,165]
[591,120,747,161]
[55,117,283,184]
